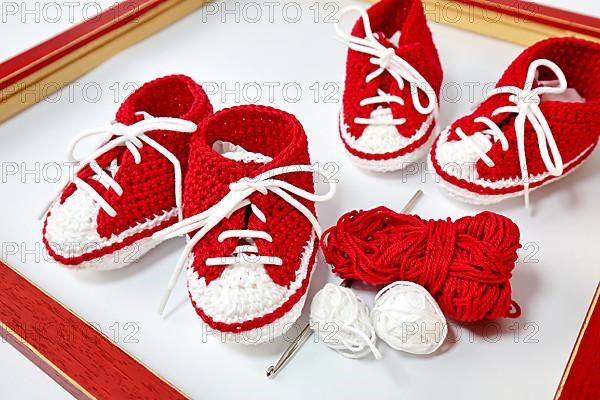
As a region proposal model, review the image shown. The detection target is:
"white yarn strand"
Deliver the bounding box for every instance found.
[371,281,447,355]
[310,283,382,360]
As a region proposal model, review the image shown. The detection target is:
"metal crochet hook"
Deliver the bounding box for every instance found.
[266,189,424,379]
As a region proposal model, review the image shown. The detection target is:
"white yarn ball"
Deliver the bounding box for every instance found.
[371,281,447,355]
[310,283,381,359]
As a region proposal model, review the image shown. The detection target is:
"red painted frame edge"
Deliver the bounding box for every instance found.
[555,284,600,399]
[452,0,600,38]
[0,0,167,90]
[0,260,188,400]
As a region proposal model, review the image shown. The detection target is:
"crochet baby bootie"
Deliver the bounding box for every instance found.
[42,75,213,269]
[429,38,600,206]
[155,105,335,344]
[337,0,442,172]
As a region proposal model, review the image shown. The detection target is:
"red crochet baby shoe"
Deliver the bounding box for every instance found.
[42,75,213,269]
[337,0,442,172]
[429,38,600,206]
[155,105,335,344]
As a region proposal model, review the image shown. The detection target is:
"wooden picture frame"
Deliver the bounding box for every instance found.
[0,0,206,123]
[0,260,189,399]
[421,0,600,45]
[0,1,598,398]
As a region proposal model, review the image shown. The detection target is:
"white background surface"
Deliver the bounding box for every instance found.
[1,1,599,399]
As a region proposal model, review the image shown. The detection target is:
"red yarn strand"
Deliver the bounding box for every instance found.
[321,207,522,322]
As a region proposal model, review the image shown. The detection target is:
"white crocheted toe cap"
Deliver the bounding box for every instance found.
[44,188,177,269]
[433,128,492,180]
[189,261,291,323]
[44,189,104,258]
[341,107,434,155]
[187,235,316,343]
[340,107,435,172]
[346,107,412,154]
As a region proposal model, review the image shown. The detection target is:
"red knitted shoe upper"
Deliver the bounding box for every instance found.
[446,38,600,182]
[342,0,442,139]
[59,75,213,238]
[184,105,315,287]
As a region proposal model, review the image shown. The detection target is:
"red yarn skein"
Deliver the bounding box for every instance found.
[321,207,522,322]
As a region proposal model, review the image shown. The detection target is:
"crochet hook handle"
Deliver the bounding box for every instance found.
[266,189,423,379]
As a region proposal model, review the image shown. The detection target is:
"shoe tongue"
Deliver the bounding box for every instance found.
[374,31,399,48]
[538,80,585,103]
[211,141,273,254]
[213,140,272,165]
[483,76,583,126]
[114,96,144,125]
[369,32,398,96]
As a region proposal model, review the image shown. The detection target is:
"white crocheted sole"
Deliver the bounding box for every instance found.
[214,294,308,345]
[428,151,588,205]
[339,109,436,172]
[188,235,316,345]
[67,235,165,271]
[43,190,178,270]
[429,123,597,205]
[345,136,433,172]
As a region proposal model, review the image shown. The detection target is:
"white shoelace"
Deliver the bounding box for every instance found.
[335,6,437,126]
[40,112,197,220]
[153,165,337,316]
[454,59,567,208]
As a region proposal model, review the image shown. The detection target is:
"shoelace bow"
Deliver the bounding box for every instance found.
[153,165,337,316]
[40,112,197,220]
[335,6,437,126]
[455,59,567,208]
